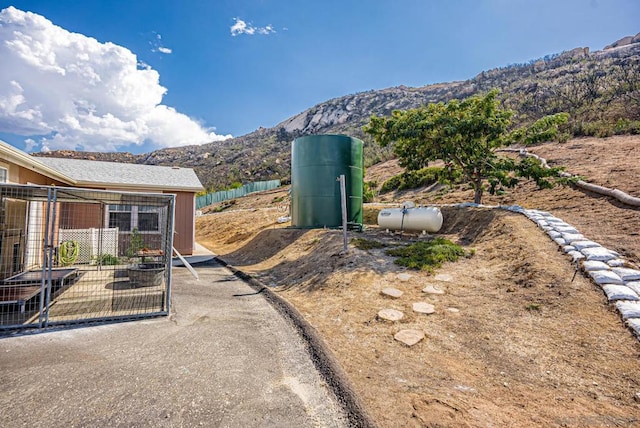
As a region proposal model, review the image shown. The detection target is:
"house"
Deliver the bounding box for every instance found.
[0,140,204,258]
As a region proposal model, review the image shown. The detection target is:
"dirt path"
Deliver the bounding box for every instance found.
[196,135,640,427]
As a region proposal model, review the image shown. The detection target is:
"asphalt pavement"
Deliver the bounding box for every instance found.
[0,259,354,427]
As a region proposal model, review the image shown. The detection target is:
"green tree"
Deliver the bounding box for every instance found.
[364,90,568,204]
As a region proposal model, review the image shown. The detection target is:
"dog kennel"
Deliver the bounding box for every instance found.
[0,184,175,332]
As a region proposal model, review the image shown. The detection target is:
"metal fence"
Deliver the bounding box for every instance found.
[0,184,175,333]
[196,179,281,209]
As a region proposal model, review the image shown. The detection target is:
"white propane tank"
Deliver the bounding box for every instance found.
[377,206,443,233]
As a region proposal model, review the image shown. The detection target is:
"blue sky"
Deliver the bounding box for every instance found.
[0,0,638,154]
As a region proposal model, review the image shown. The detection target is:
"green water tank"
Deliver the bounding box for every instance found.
[291,134,363,228]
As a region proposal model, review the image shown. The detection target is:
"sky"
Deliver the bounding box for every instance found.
[0,1,638,154]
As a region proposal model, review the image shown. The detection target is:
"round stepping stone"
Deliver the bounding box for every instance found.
[434,274,453,282]
[394,329,425,346]
[381,287,403,298]
[413,302,435,314]
[396,273,412,282]
[378,308,404,321]
[422,284,445,295]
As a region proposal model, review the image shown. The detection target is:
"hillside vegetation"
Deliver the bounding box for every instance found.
[36,35,640,192]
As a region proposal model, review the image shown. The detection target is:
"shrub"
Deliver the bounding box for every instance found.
[363,180,378,202]
[211,199,237,213]
[385,238,467,272]
[94,254,120,265]
[380,167,443,193]
[351,238,386,250]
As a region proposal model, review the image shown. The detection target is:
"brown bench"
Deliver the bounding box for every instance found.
[0,268,79,313]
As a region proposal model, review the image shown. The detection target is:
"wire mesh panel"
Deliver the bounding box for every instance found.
[0,184,175,333]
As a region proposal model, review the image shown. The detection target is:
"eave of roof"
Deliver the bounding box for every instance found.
[0,140,76,185]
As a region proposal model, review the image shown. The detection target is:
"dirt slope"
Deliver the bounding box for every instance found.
[196,136,640,427]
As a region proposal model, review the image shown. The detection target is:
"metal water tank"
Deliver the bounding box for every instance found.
[377,206,443,233]
[291,135,363,228]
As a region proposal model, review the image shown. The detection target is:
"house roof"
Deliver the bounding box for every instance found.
[36,157,204,192]
[0,140,75,184]
[1,140,204,192]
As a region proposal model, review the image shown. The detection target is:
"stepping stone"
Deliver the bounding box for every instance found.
[381,287,403,298]
[615,301,640,320]
[422,284,445,295]
[563,245,576,253]
[434,274,453,282]
[413,302,436,314]
[446,307,460,313]
[378,308,404,321]
[394,329,425,346]
[589,270,624,285]
[547,230,562,239]
[582,260,610,272]
[612,267,640,282]
[396,273,413,282]
[581,247,618,262]
[601,285,639,302]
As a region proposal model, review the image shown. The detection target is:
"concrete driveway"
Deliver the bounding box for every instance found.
[0,259,353,427]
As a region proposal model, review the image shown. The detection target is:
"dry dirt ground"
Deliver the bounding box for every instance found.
[196,136,640,427]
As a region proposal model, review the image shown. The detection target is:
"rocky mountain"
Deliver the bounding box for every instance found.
[35,33,640,192]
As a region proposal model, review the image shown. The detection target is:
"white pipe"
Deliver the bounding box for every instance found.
[339,174,348,254]
[173,246,199,280]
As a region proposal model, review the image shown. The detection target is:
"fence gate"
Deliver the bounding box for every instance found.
[0,184,175,333]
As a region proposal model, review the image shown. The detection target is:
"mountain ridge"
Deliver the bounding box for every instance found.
[34,33,640,191]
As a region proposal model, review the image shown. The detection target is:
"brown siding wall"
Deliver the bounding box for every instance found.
[14,166,66,186]
[170,192,195,255]
[59,203,103,229]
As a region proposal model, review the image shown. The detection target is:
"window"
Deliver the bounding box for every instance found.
[108,204,161,232]
[109,205,132,231]
[0,167,7,183]
[138,206,159,232]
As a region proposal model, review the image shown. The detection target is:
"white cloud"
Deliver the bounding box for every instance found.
[150,31,172,55]
[0,7,230,152]
[230,17,276,37]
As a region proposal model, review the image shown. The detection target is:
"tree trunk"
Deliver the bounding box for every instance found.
[473,183,483,204]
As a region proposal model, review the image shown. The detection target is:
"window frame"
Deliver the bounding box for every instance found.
[107,204,162,233]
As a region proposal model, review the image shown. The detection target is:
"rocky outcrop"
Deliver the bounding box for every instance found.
[604,32,640,50]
